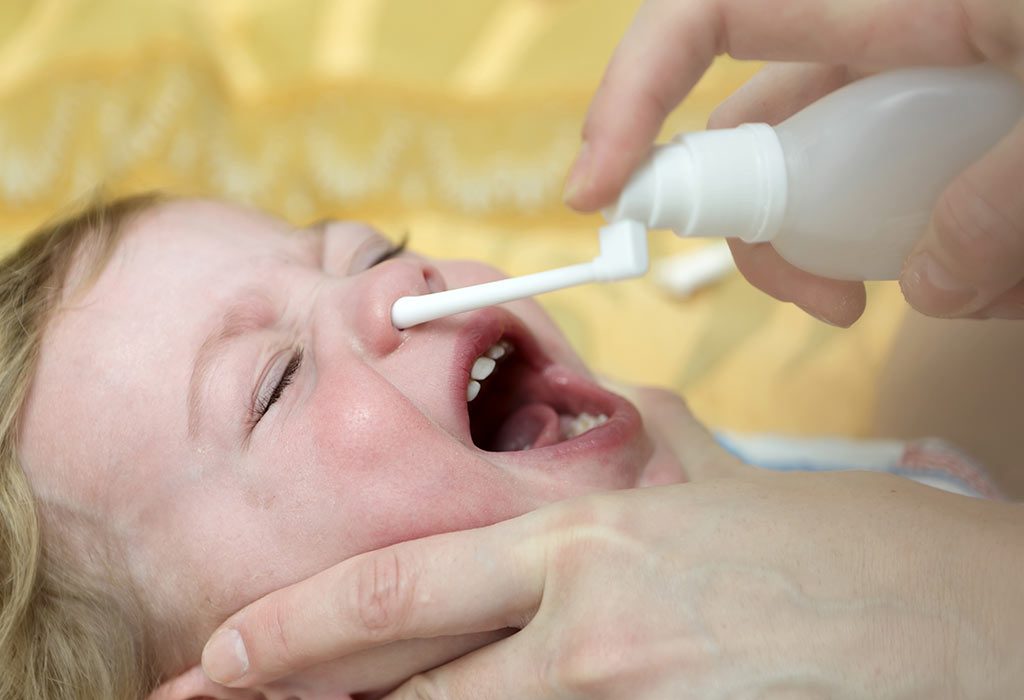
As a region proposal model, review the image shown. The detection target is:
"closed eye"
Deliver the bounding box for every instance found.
[245,236,405,432]
[249,349,303,428]
[367,237,408,267]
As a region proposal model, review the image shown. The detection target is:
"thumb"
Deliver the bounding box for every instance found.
[900,118,1024,318]
[201,515,547,688]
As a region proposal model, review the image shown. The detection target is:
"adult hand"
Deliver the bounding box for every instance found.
[563,0,1024,326]
[201,462,1024,696]
[197,385,745,694]
[201,472,1024,698]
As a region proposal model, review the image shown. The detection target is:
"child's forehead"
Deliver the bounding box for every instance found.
[85,201,301,292]
[47,203,283,342]
[128,199,300,253]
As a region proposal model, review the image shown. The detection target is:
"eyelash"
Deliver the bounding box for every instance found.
[250,349,303,426]
[247,237,407,430]
[367,237,408,267]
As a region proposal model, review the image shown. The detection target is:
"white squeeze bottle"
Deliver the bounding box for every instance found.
[391,65,1023,328]
[605,64,1024,279]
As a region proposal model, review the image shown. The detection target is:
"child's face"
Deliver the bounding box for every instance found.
[19,200,685,691]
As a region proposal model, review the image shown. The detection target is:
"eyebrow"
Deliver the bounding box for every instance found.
[187,291,277,439]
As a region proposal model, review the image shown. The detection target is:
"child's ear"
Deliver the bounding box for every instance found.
[147,664,262,700]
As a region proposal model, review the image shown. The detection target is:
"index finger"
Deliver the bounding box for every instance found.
[201,511,548,688]
[567,0,980,211]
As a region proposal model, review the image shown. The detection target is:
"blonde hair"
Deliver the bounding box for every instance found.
[0,194,163,699]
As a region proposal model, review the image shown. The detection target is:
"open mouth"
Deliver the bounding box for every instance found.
[461,321,615,452]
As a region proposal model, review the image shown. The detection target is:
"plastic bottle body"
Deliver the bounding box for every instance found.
[606,65,1024,280]
[773,65,1024,279]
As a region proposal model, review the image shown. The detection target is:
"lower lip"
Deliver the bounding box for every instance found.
[486,364,643,462]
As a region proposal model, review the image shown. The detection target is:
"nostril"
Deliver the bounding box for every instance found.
[422,264,446,294]
[386,258,445,296]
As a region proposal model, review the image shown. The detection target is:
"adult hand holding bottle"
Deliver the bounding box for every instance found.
[564,0,1024,326]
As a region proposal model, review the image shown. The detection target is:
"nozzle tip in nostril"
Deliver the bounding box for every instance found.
[390,295,419,329]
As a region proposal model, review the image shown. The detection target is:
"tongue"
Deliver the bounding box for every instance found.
[493,402,563,451]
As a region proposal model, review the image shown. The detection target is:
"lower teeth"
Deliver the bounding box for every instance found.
[559,412,608,440]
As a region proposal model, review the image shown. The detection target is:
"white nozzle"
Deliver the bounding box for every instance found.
[592,219,649,281]
[603,123,787,244]
[391,220,648,329]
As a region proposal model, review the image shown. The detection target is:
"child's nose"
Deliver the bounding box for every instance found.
[344,258,446,356]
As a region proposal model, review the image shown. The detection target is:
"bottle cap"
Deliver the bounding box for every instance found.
[604,123,787,243]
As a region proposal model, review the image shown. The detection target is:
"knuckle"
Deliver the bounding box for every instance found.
[400,673,449,700]
[353,548,416,639]
[933,175,1024,278]
[254,599,300,669]
[544,635,618,697]
[545,631,710,697]
[637,84,678,129]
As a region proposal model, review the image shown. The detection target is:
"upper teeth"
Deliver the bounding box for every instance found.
[467,339,512,401]
[471,357,496,380]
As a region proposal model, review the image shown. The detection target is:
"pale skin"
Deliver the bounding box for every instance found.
[205,470,1024,698]
[200,0,1024,697]
[18,199,697,699]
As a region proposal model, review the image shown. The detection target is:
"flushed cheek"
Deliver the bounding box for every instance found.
[309,381,533,553]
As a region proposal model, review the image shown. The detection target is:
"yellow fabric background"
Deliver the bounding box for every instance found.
[0,0,905,435]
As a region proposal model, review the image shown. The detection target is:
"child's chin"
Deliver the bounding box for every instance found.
[637,440,690,486]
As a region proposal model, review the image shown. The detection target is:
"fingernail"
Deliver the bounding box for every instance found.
[900,251,976,316]
[795,303,843,328]
[202,628,249,685]
[562,142,591,205]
